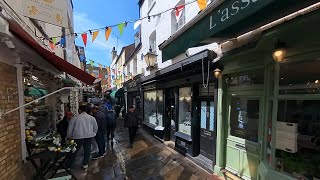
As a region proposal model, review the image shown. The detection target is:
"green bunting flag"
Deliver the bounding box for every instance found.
[89,60,94,67]
[118,23,125,36]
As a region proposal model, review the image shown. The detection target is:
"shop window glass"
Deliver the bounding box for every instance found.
[275,100,320,179]
[279,61,320,94]
[144,90,163,127]
[178,87,192,135]
[230,97,259,142]
[226,70,264,87]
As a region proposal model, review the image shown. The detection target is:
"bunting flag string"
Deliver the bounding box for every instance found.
[39,0,203,42]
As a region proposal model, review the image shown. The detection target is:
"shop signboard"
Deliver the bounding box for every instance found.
[22,0,68,27]
[161,0,276,61]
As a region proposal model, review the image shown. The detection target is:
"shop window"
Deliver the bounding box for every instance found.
[178,87,192,135]
[226,70,264,87]
[279,61,320,94]
[144,90,163,127]
[275,100,320,179]
[230,97,259,142]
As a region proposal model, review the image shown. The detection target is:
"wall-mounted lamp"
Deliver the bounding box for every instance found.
[213,68,222,78]
[144,46,157,70]
[272,41,287,62]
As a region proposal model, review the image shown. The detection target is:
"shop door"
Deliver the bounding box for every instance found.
[200,100,216,161]
[169,98,176,142]
[225,93,262,180]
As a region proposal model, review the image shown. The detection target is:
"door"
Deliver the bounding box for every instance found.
[169,98,176,141]
[200,100,216,161]
[225,94,262,180]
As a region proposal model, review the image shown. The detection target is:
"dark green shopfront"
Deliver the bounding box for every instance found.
[159,1,320,179]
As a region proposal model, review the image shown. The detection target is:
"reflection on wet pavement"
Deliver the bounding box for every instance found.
[58,119,217,180]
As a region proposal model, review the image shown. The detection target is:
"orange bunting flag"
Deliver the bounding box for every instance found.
[91,73,95,77]
[81,33,88,47]
[197,0,207,10]
[92,31,99,43]
[105,28,112,42]
[99,64,102,70]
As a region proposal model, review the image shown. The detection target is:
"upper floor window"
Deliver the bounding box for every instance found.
[149,30,157,53]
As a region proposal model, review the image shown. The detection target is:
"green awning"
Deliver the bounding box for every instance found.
[159,0,318,61]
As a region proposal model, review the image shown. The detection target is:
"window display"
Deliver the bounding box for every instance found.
[230,97,259,142]
[178,87,192,135]
[144,90,163,127]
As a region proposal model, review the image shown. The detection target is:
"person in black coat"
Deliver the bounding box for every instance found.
[125,105,139,148]
[57,112,73,145]
[91,106,107,159]
[106,109,116,148]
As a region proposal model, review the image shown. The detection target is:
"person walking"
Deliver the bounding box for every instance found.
[106,109,116,148]
[91,106,107,159]
[56,111,73,145]
[125,105,139,148]
[65,103,98,169]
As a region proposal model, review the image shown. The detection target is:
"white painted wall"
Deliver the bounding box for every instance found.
[136,0,220,76]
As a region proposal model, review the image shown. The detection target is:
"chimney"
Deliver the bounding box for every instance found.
[111,47,117,60]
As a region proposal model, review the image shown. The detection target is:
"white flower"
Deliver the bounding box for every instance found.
[48,147,57,151]
[71,146,77,153]
[53,137,61,146]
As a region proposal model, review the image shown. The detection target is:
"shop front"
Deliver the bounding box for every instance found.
[142,50,218,171]
[214,9,320,180]
[123,74,144,116]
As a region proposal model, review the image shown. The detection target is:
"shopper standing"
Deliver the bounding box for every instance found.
[125,105,139,148]
[65,103,98,169]
[91,106,107,159]
[56,111,73,145]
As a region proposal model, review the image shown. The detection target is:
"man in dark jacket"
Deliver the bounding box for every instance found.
[91,106,107,159]
[125,105,139,148]
[106,109,116,148]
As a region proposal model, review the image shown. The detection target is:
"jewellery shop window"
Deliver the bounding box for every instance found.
[275,60,320,179]
[178,87,192,136]
[144,90,163,127]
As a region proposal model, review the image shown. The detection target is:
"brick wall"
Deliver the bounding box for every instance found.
[0,62,22,180]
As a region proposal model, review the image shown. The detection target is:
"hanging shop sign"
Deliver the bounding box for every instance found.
[22,0,68,27]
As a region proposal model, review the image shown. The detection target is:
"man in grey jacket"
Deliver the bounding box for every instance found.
[65,103,98,169]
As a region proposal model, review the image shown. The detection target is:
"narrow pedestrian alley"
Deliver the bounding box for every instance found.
[58,118,219,180]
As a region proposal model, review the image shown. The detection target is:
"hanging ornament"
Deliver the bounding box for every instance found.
[81,33,87,47]
[197,0,207,10]
[118,23,125,36]
[92,31,99,43]
[49,41,55,50]
[175,5,185,22]
[105,27,112,42]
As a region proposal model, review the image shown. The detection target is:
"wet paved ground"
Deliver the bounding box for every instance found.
[66,118,221,180]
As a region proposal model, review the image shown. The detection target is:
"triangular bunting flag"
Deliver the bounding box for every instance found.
[105,28,112,42]
[60,36,65,47]
[175,5,185,22]
[197,0,207,10]
[134,20,142,30]
[81,33,88,47]
[52,37,57,45]
[118,23,125,36]
[49,41,55,50]
[92,31,99,43]
[89,60,94,67]
[91,73,95,77]
[99,64,102,70]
